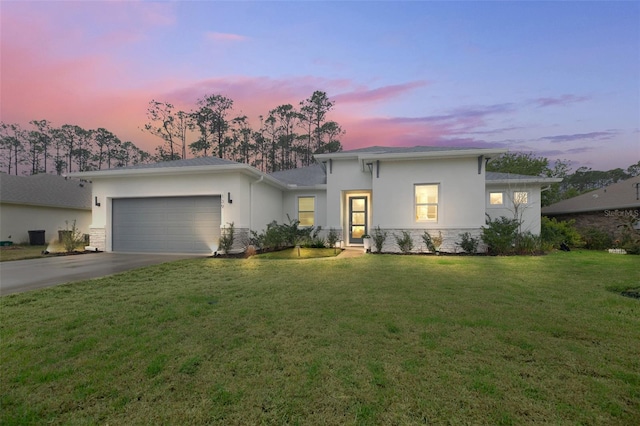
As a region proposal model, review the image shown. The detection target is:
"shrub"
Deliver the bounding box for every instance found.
[481,215,520,255]
[61,220,85,253]
[422,230,442,253]
[514,232,542,255]
[457,232,479,254]
[371,226,387,253]
[582,227,613,250]
[218,222,235,254]
[394,230,414,253]
[326,228,340,249]
[540,217,583,248]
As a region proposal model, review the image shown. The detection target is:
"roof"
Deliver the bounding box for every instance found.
[542,175,640,215]
[314,145,507,161]
[105,156,238,170]
[0,174,92,210]
[486,172,563,185]
[269,163,326,187]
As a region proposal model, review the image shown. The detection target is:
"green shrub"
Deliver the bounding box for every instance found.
[61,220,85,253]
[422,230,442,253]
[326,228,340,249]
[394,230,414,253]
[457,232,479,254]
[371,226,387,253]
[481,215,520,255]
[514,232,542,255]
[540,217,583,248]
[218,222,235,254]
[582,227,613,250]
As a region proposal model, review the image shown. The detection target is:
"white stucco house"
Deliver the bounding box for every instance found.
[0,174,92,245]
[69,146,558,254]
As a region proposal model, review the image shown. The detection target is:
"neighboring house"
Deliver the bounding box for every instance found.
[70,146,558,254]
[0,174,92,244]
[542,175,640,237]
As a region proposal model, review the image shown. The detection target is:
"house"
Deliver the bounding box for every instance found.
[542,175,640,238]
[69,146,559,254]
[0,174,92,245]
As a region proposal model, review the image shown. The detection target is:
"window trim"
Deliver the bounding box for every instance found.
[415,183,439,222]
[297,196,315,227]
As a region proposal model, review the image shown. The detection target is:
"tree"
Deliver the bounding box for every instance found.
[299,91,343,166]
[144,100,181,161]
[0,122,26,175]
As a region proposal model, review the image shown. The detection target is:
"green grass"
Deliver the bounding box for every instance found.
[254,247,341,259]
[1,251,638,424]
[0,245,47,262]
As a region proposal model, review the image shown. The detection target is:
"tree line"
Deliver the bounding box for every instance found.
[0,120,152,175]
[487,152,640,206]
[144,90,344,172]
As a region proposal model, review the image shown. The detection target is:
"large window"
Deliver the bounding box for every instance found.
[298,196,315,227]
[415,184,438,221]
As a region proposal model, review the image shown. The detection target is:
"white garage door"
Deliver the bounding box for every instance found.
[112,196,221,254]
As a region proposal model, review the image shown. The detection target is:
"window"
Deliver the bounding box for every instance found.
[514,191,528,204]
[415,184,438,221]
[298,196,315,227]
[489,192,504,205]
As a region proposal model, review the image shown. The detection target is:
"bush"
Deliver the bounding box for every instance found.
[371,226,387,253]
[457,232,479,254]
[326,228,340,249]
[422,230,442,253]
[61,220,85,253]
[481,215,520,255]
[540,217,583,248]
[514,232,542,255]
[218,222,235,254]
[582,227,613,250]
[394,230,413,253]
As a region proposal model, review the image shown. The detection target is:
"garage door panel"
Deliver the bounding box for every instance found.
[112,196,221,254]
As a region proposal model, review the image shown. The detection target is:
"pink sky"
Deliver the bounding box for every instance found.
[1,1,638,171]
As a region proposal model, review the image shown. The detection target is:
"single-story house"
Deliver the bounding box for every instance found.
[0,174,92,245]
[70,146,559,254]
[542,175,640,237]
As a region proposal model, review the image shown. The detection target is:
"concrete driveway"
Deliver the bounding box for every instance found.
[0,252,202,296]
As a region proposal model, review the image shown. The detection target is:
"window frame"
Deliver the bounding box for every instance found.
[297,196,315,227]
[415,183,439,223]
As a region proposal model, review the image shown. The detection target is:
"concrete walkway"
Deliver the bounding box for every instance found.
[336,248,366,258]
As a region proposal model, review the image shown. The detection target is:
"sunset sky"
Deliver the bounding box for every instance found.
[1,1,638,171]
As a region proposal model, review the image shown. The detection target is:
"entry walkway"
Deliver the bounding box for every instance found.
[337,248,366,258]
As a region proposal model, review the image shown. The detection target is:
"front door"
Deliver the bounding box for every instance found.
[349,196,367,244]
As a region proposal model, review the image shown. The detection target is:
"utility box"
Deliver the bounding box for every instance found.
[28,230,46,246]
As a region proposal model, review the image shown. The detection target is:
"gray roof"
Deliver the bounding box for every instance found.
[0,174,92,210]
[269,164,326,186]
[486,172,547,181]
[110,156,238,170]
[542,175,640,215]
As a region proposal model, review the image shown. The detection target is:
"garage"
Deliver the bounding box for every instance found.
[112,196,221,254]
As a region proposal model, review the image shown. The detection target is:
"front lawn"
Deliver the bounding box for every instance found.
[1,251,638,424]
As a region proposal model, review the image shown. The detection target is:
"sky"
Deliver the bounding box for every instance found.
[1,0,639,172]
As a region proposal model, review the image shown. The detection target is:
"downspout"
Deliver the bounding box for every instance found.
[250,176,264,233]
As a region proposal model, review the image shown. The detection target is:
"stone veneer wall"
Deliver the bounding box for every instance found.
[547,209,640,240]
[89,227,106,251]
[371,228,485,254]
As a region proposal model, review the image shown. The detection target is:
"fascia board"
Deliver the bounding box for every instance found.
[356,148,507,162]
[486,177,563,185]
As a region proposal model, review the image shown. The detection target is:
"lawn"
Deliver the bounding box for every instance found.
[0,245,48,262]
[1,251,638,425]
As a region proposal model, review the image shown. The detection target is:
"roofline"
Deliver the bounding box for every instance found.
[543,204,640,215]
[315,148,507,162]
[67,164,290,190]
[486,177,563,185]
[0,200,91,210]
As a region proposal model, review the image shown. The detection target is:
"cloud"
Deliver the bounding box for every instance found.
[205,32,249,42]
[332,81,428,104]
[539,131,617,143]
[532,94,590,108]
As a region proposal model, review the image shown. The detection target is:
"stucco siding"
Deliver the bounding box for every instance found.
[324,159,372,228]
[372,157,485,229]
[250,180,284,232]
[0,203,91,244]
[486,183,543,234]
